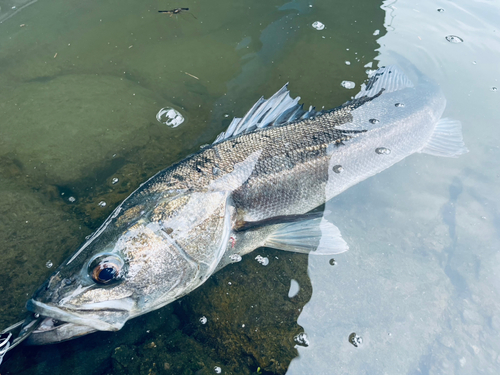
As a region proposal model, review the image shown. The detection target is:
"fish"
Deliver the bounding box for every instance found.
[4,65,467,347]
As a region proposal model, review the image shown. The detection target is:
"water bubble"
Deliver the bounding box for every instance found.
[255,255,269,266]
[375,147,391,155]
[445,35,463,43]
[312,21,325,31]
[332,165,344,174]
[329,258,337,266]
[45,260,53,268]
[369,118,379,124]
[156,107,185,127]
[395,102,405,107]
[349,332,363,347]
[294,332,310,347]
[112,177,119,184]
[98,201,107,207]
[437,8,445,12]
[491,87,498,92]
[288,279,300,298]
[229,254,242,263]
[68,196,76,203]
[341,81,356,89]
[199,316,207,324]
[214,366,222,374]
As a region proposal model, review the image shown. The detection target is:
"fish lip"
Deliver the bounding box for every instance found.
[28,319,98,345]
[27,299,131,332]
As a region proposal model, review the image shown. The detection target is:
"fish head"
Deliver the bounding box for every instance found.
[26,188,233,344]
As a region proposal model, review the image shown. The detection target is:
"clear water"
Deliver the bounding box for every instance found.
[0,0,498,373]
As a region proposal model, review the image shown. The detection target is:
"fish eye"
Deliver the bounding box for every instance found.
[93,264,118,284]
[88,255,125,284]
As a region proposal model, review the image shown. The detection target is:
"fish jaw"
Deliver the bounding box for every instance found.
[27,297,135,332]
[23,297,133,344]
[26,318,98,345]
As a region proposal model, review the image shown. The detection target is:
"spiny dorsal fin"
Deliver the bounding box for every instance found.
[213,84,320,143]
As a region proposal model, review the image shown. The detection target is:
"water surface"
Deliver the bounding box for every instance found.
[0,0,499,374]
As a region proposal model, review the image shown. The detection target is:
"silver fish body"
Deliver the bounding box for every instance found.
[22,65,466,344]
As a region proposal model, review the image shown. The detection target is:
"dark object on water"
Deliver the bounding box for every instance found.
[349,332,363,347]
[158,8,197,19]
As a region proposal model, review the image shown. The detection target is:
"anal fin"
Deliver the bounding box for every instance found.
[420,118,468,157]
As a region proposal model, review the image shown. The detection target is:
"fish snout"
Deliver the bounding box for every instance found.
[30,270,82,305]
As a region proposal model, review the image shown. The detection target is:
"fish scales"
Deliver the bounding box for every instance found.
[139,106,359,224]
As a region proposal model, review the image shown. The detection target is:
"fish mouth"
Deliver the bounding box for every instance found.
[27,298,134,332]
[26,318,98,345]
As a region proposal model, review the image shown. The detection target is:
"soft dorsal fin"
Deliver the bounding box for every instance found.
[213,66,414,144]
[355,65,414,99]
[213,84,320,143]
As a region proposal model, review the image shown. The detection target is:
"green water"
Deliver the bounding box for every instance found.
[1,0,499,373]
[0,0,382,372]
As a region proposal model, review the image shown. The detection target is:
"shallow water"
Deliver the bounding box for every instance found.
[0,0,499,374]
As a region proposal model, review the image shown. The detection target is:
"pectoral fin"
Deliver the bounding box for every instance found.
[235,211,323,232]
[263,216,349,255]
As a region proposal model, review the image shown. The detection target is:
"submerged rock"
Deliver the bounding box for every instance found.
[176,249,312,374]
